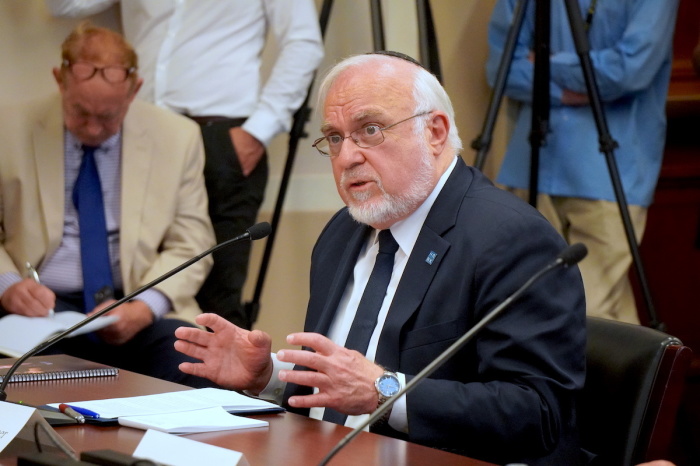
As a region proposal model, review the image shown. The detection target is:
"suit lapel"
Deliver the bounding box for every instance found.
[311,223,370,335]
[33,97,66,255]
[375,159,473,368]
[119,111,152,283]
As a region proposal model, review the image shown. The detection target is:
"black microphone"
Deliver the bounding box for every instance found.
[0,222,272,401]
[318,242,588,466]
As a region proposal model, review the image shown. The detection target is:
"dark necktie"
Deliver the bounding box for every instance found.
[323,229,399,425]
[73,145,114,312]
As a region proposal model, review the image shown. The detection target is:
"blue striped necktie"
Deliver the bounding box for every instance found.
[72,144,114,312]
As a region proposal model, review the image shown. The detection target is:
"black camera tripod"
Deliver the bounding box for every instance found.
[472,0,663,329]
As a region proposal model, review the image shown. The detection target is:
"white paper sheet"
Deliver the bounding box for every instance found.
[119,406,267,434]
[0,312,118,357]
[48,387,280,419]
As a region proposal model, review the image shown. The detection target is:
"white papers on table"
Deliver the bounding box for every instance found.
[48,387,281,419]
[119,406,267,434]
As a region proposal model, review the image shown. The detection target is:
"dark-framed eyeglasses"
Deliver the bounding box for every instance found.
[312,111,432,157]
[62,59,137,84]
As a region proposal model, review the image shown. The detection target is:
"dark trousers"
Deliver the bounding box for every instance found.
[194,118,268,329]
[45,293,219,389]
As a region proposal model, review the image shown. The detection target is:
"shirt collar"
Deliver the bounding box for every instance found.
[65,130,122,153]
[374,155,458,255]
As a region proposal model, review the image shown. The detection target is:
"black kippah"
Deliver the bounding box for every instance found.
[366,50,427,70]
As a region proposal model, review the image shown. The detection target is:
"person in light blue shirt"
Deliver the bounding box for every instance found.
[486,0,679,323]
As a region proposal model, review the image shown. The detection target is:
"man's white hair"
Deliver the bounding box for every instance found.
[316,53,463,153]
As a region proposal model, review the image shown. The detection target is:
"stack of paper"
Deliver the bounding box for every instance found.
[119,406,267,434]
[49,388,282,434]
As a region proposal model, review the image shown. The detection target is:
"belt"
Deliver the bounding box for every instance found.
[184,115,246,126]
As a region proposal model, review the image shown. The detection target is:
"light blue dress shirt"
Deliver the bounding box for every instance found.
[486,0,679,207]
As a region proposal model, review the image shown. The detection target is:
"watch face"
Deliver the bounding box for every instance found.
[377,374,401,396]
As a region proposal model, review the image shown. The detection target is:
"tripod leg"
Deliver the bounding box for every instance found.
[416,0,444,83]
[527,0,552,208]
[474,0,529,171]
[370,0,385,51]
[245,0,334,326]
[561,0,662,329]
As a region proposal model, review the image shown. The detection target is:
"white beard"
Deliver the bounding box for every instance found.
[344,145,434,227]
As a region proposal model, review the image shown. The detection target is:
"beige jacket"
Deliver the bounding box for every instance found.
[0,95,214,322]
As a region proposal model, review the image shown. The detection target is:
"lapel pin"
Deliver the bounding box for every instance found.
[425,251,437,265]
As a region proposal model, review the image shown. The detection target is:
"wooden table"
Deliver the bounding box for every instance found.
[3,361,492,465]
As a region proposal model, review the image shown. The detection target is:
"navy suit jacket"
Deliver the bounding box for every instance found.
[287,159,586,465]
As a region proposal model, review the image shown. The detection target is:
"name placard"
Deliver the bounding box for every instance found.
[0,401,75,459]
[134,429,249,465]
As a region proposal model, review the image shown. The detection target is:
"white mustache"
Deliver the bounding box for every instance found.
[341,167,379,189]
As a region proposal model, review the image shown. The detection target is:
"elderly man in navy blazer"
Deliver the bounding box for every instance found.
[175,52,587,465]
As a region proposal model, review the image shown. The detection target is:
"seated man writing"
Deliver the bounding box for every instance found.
[0,23,216,388]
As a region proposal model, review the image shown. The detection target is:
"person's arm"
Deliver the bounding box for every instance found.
[549,0,680,102]
[240,0,324,148]
[485,0,565,105]
[131,289,170,320]
[0,191,55,316]
[91,299,153,345]
[44,0,117,17]
[403,215,585,460]
[87,292,170,345]
[231,0,324,177]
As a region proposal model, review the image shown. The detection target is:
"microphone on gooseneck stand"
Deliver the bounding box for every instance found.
[318,242,588,466]
[0,222,272,402]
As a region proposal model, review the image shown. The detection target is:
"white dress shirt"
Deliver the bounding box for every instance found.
[260,156,459,433]
[45,0,324,146]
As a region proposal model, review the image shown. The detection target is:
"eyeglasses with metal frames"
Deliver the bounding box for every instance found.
[62,60,137,84]
[312,111,432,157]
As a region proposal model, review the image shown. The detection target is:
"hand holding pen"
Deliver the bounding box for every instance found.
[24,262,55,318]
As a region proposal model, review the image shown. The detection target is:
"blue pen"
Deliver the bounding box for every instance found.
[66,404,100,419]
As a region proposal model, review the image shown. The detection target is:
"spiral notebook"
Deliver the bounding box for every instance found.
[0,354,118,383]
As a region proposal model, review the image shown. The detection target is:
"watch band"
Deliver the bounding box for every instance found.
[373,398,393,427]
[373,371,400,427]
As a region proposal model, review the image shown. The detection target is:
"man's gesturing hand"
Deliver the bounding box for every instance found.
[277,332,384,416]
[175,313,273,393]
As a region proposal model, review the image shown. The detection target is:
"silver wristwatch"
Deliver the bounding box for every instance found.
[373,371,401,426]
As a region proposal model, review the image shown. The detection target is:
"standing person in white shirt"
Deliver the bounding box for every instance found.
[47,0,325,329]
